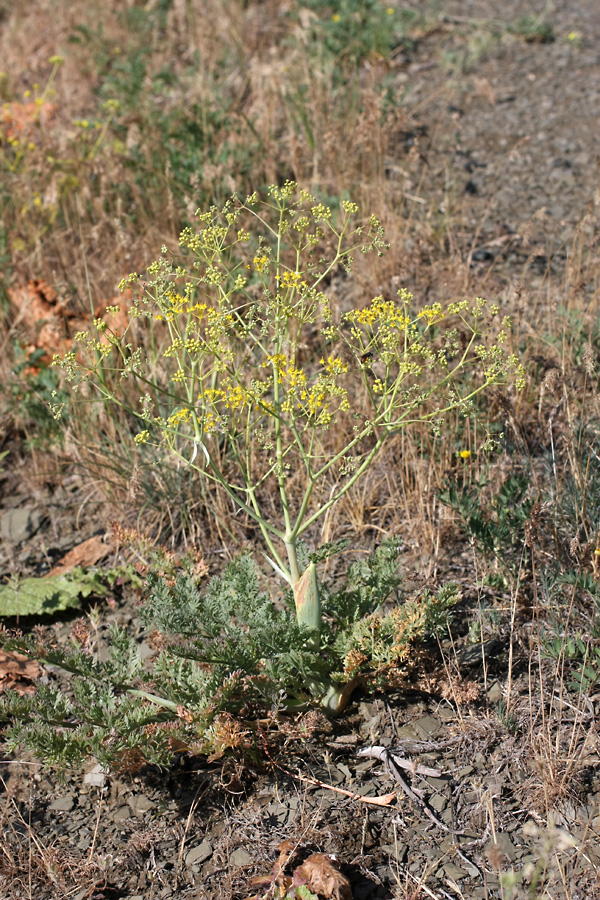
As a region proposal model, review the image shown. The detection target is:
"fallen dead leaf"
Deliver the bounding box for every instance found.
[293,853,352,900]
[1,101,58,138]
[247,840,297,897]
[8,282,133,368]
[8,279,77,365]
[48,535,112,576]
[0,649,40,695]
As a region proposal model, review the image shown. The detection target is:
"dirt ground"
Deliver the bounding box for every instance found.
[2,1,600,899]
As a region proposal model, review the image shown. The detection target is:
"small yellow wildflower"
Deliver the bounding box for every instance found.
[263,354,287,370]
[386,7,395,15]
[332,13,341,22]
[281,366,307,388]
[320,355,348,376]
[167,408,191,426]
[281,270,302,289]
[459,450,471,459]
[417,303,444,324]
[134,430,150,444]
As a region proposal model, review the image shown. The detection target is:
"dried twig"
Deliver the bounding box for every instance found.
[358,746,464,835]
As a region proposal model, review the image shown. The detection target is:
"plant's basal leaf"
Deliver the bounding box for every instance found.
[0,573,103,617]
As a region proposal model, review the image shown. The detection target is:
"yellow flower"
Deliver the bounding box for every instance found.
[263,353,287,370]
[320,355,348,376]
[459,450,471,459]
[417,303,444,324]
[332,13,341,22]
[281,270,301,289]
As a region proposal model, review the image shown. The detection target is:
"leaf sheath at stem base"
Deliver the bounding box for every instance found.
[292,560,321,649]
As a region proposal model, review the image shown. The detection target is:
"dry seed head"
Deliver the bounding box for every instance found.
[69,618,91,649]
[541,366,561,398]
[127,458,141,501]
[524,501,544,548]
[582,341,596,377]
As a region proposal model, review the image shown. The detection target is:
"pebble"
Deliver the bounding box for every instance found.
[186,839,213,866]
[230,847,253,866]
[83,763,108,788]
[1,506,42,543]
[48,794,75,812]
[444,862,469,880]
[128,793,156,816]
[413,715,442,737]
[112,805,131,822]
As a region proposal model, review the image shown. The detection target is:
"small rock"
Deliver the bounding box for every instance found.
[83,764,108,788]
[1,506,42,543]
[186,840,213,866]
[48,794,75,812]
[487,681,504,703]
[444,862,469,880]
[413,716,441,738]
[230,847,253,866]
[430,793,447,812]
[112,805,131,822]
[128,794,155,816]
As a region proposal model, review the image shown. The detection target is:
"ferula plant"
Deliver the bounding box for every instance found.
[54,182,523,709]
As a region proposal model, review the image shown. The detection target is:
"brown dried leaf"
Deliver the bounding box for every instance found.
[1,101,58,138]
[48,535,112,576]
[292,853,352,900]
[248,840,297,894]
[7,279,79,365]
[0,649,40,694]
